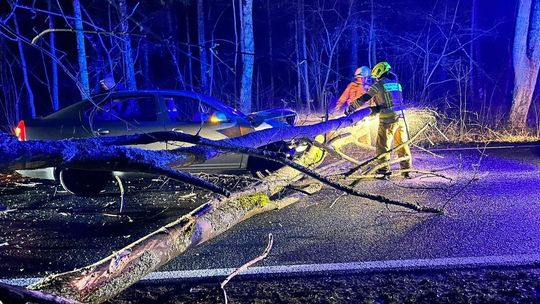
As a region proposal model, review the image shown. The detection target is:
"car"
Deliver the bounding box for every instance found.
[14,90,300,196]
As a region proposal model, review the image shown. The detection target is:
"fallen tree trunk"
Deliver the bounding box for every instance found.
[29,137,327,303]
[0,108,440,302]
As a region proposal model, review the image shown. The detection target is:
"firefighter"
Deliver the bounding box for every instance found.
[334,66,373,113]
[346,61,412,178]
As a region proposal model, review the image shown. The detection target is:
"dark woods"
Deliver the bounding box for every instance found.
[0,0,523,130]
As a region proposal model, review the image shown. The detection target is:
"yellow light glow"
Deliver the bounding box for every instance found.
[209,114,220,123]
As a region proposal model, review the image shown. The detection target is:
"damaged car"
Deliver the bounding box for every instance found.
[14,90,302,195]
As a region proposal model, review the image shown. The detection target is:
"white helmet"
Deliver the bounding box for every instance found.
[354,66,371,78]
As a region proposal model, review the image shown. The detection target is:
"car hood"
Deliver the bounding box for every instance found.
[247,108,297,127]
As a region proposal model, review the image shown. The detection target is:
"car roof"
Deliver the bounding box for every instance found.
[46,90,248,120]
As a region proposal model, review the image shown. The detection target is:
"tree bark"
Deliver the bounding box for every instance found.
[266,0,275,103]
[48,0,60,111]
[509,0,540,128]
[185,12,194,89]
[349,5,359,76]
[13,13,36,118]
[117,0,137,90]
[298,0,311,112]
[73,0,90,99]
[197,0,209,93]
[368,0,375,66]
[239,0,254,113]
[166,9,186,90]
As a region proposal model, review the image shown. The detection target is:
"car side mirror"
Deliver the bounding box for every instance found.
[208,111,230,123]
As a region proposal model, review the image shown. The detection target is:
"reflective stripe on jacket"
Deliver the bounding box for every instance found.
[366,77,404,119]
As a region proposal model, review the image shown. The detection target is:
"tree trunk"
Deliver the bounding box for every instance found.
[118,0,137,90]
[266,0,275,103]
[167,10,186,90]
[239,0,254,114]
[368,0,376,66]
[17,111,375,303]
[141,40,151,88]
[185,13,194,89]
[0,108,441,302]
[73,0,90,99]
[349,7,359,76]
[509,0,540,128]
[298,0,311,112]
[48,0,60,111]
[469,0,478,105]
[197,0,209,93]
[13,14,36,118]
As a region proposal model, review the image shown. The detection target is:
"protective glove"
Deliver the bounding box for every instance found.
[369,105,381,114]
[344,106,353,115]
[345,102,358,115]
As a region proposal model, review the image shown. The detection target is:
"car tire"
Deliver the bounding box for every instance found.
[247,141,299,177]
[247,156,284,177]
[59,168,112,196]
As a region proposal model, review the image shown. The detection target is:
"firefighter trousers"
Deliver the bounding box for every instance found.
[375,117,412,171]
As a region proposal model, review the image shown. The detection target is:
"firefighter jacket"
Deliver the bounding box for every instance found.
[352,73,404,121]
[335,78,372,112]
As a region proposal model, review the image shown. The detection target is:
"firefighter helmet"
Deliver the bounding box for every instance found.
[371,62,391,79]
[354,66,371,78]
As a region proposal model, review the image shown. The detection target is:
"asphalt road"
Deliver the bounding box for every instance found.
[1,145,540,280]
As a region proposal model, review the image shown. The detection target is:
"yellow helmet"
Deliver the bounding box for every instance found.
[371,62,391,79]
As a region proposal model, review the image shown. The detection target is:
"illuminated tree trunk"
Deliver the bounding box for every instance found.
[509,0,540,128]
[266,0,275,103]
[368,0,376,67]
[185,13,194,89]
[197,0,209,93]
[48,0,60,111]
[118,0,137,90]
[167,10,186,90]
[298,0,311,112]
[13,15,36,118]
[73,0,90,99]
[349,0,359,76]
[240,0,254,113]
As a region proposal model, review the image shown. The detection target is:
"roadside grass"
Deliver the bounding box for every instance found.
[296,108,540,146]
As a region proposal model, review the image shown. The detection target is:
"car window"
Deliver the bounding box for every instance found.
[90,96,157,122]
[164,96,230,123]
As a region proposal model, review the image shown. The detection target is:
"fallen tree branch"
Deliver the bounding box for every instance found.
[221,233,273,304]
[0,282,80,304]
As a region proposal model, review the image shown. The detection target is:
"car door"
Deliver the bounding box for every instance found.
[85,94,167,150]
[161,94,243,170]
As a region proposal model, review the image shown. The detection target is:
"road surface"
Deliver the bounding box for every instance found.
[1,145,539,283]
